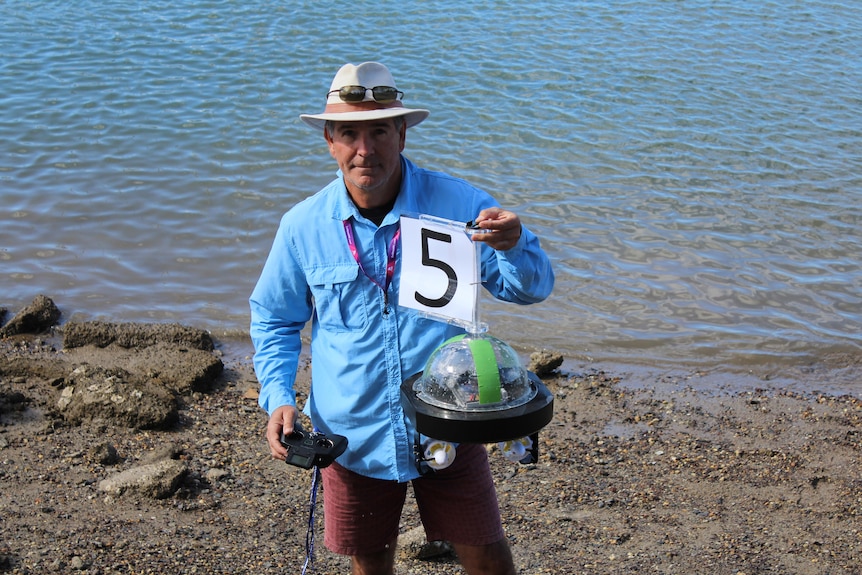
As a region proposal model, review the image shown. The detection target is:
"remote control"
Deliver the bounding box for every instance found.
[279,426,348,469]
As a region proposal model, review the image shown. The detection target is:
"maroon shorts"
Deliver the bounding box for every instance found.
[319,443,504,555]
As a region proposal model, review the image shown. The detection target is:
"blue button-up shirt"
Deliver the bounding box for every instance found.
[250,156,554,481]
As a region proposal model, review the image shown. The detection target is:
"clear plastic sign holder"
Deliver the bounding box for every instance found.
[398,214,488,334]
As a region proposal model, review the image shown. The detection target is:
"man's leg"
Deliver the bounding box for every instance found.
[453,539,517,575]
[350,540,397,575]
[413,444,516,573]
[321,462,407,574]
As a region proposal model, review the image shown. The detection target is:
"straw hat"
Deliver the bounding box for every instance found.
[300,62,429,130]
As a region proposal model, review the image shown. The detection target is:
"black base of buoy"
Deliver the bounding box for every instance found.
[401,371,554,444]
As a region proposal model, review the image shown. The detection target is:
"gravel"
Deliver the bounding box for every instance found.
[1,333,861,574]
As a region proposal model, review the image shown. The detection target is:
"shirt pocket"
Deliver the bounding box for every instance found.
[306,264,368,332]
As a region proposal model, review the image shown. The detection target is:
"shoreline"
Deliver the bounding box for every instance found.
[211,331,862,399]
[6,295,860,398]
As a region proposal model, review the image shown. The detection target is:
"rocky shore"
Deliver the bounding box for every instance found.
[1,296,860,574]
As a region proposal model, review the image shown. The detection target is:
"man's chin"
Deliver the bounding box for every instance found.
[347,176,385,192]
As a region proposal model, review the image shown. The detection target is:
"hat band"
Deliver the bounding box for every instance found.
[323,100,405,114]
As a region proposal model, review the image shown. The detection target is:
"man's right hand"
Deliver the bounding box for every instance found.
[266,405,298,460]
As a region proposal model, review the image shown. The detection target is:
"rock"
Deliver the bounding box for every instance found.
[89,442,121,465]
[143,443,183,463]
[98,459,188,499]
[123,342,224,395]
[56,364,178,429]
[0,295,61,337]
[2,313,225,431]
[0,391,28,415]
[0,354,68,385]
[55,342,223,396]
[63,321,215,351]
[397,526,454,561]
[206,468,230,483]
[61,322,224,394]
[528,350,564,378]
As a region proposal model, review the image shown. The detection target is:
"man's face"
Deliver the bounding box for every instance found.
[325,118,406,206]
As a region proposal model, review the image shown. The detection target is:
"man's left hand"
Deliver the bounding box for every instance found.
[469,207,522,251]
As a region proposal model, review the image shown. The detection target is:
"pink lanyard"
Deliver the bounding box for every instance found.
[342,219,401,313]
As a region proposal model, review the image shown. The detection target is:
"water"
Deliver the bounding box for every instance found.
[2,1,861,390]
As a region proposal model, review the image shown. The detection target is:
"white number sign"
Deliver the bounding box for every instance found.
[399,215,479,327]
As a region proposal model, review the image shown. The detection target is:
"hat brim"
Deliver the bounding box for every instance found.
[300,107,429,130]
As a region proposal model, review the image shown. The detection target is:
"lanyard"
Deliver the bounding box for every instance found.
[342,219,401,313]
[302,466,321,574]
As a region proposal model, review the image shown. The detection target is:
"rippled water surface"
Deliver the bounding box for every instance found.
[2,1,861,387]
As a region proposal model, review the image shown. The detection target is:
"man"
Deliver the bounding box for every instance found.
[250,62,554,575]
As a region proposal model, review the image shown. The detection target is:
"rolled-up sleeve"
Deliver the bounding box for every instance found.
[481,225,555,304]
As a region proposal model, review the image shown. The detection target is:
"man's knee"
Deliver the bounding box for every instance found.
[350,541,397,575]
[452,538,517,575]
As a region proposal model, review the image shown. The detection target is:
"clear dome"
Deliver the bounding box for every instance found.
[413,333,536,412]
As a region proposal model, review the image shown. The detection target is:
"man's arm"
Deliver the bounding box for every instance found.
[249,219,314,457]
[471,207,554,304]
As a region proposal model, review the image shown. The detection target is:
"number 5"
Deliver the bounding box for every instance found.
[415,228,457,308]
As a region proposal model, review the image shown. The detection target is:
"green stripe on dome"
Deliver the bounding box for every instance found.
[442,334,467,346]
[468,338,502,404]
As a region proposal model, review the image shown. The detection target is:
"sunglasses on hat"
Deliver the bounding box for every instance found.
[328,85,404,104]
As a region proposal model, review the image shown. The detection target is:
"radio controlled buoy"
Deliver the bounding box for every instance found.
[401,332,553,445]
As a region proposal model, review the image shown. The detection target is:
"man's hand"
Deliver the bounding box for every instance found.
[266,405,298,460]
[469,207,522,251]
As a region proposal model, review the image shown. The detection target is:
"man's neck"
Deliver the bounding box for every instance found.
[356,195,397,226]
[345,173,401,224]
[348,186,398,210]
